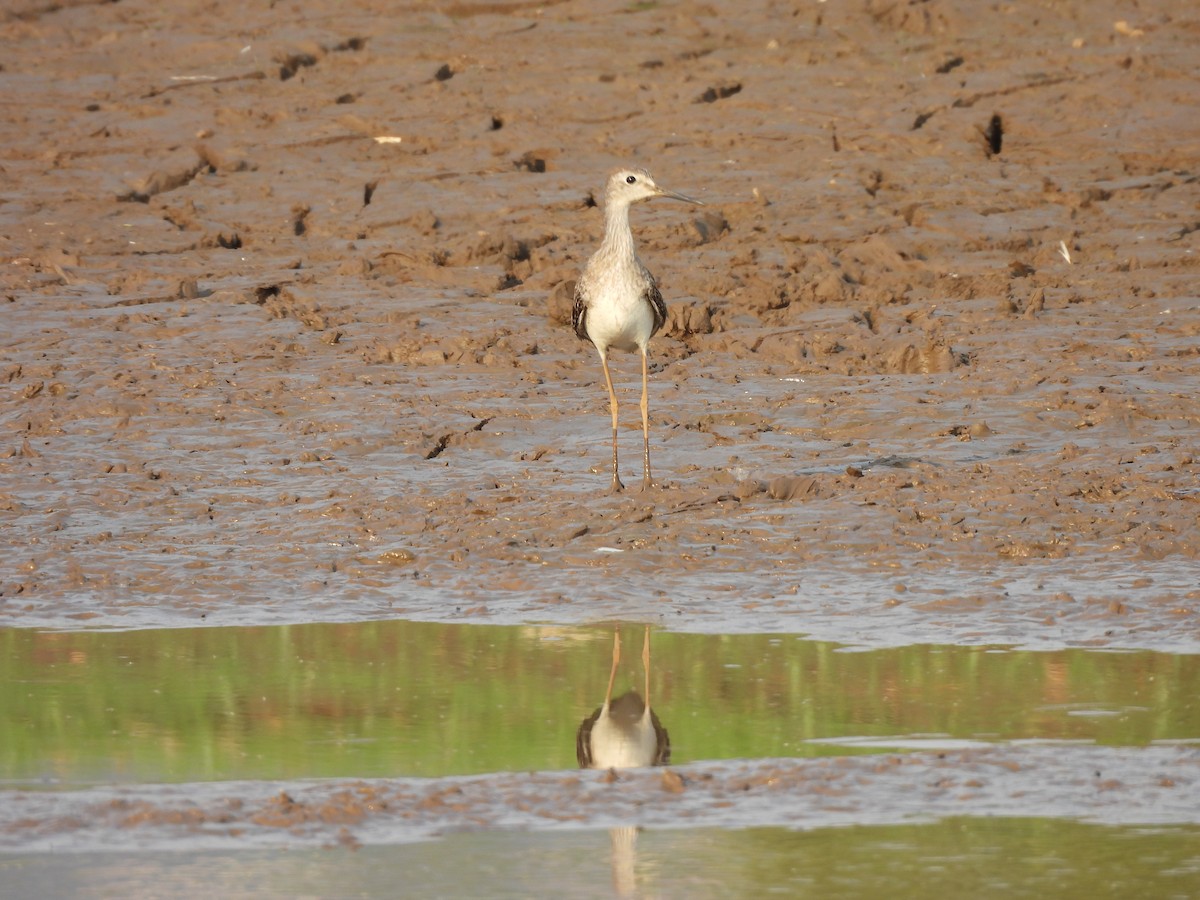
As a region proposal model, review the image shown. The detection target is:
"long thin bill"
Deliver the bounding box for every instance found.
[657,187,703,205]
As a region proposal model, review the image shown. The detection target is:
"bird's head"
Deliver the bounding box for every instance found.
[605,167,702,209]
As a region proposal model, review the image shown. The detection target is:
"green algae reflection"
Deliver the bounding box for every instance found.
[1,621,1196,786]
[6,819,1200,898]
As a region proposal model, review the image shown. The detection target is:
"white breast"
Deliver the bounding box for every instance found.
[585,282,656,354]
[588,711,658,768]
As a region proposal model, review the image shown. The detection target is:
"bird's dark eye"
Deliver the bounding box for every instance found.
[625,175,637,184]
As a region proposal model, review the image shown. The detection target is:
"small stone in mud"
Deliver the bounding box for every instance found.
[661,770,686,793]
[378,549,416,566]
[434,63,454,81]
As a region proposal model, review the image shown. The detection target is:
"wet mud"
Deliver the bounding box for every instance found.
[1,0,1199,877]
[3,0,1198,650]
[4,745,1198,852]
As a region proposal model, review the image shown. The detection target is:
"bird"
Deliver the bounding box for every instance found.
[572,167,702,493]
[576,625,670,770]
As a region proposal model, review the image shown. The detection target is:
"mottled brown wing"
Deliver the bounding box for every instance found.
[576,707,601,768]
[645,281,667,339]
[572,281,590,342]
[651,710,671,766]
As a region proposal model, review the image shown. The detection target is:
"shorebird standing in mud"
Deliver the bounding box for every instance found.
[572,168,702,493]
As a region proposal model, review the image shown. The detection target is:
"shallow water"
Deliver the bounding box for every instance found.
[3,621,1199,895]
[5,621,1197,787]
[3,0,1199,893]
[4,819,1199,899]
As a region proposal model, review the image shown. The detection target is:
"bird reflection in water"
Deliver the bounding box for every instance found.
[576,625,670,769]
[576,626,670,899]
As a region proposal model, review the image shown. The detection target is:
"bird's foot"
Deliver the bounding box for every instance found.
[609,475,625,495]
[639,475,656,493]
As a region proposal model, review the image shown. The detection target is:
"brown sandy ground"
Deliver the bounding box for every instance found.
[1,0,1198,648]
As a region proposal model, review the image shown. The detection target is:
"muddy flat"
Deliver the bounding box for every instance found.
[1,0,1198,893]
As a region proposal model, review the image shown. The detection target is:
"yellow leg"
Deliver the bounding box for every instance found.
[639,349,653,492]
[605,626,621,707]
[642,625,651,709]
[600,352,624,493]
